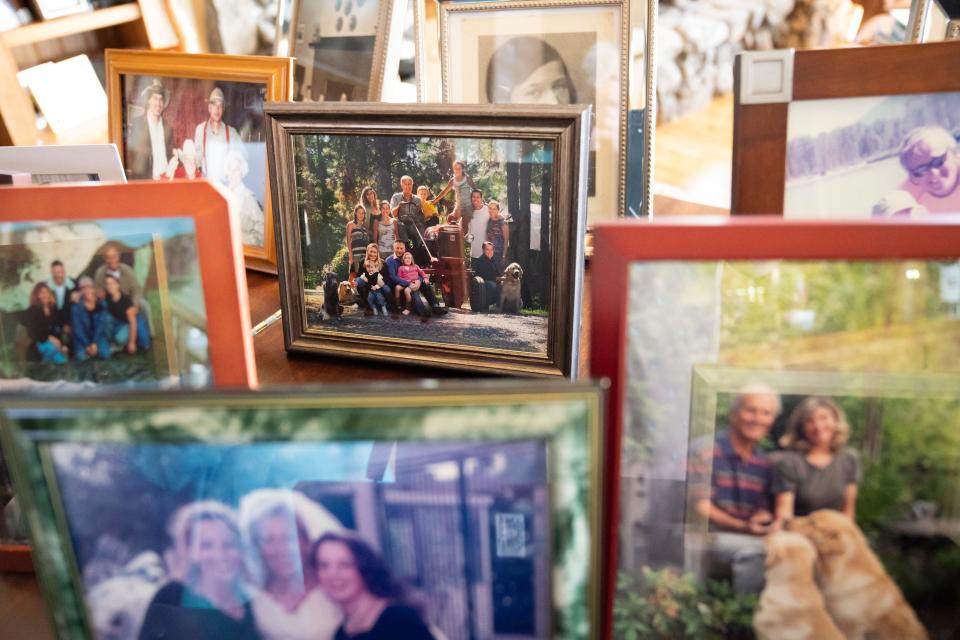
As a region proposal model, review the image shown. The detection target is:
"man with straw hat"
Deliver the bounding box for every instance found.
[127,79,174,180]
[193,86,243,188]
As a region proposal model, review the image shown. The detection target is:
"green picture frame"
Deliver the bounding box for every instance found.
[0,381,604,640]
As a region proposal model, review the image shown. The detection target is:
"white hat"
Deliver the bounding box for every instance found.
[206,87,225,104]
[177,139,197,162]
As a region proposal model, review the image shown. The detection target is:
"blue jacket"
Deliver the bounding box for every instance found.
[71,299,109,348]
[385,255,410,288]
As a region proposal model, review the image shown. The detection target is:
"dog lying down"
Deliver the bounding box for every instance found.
[787,510,928,640]
[754,531,844,640]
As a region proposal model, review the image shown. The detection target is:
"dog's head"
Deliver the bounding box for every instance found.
[764,531,817,576]
[785,510,865,575]
[503,262,523,281]
[338,281,357,305]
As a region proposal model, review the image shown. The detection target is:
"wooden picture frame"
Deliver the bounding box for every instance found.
[105,49,293,273]
[265,102,589,378]
[731,41,960,217]
[590,216,960,638]
[439,0,633,226]
[0,381,605,640]
[279,0,407,102]
[0,181,257,389]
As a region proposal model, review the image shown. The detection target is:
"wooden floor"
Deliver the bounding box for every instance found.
[653,95,734,213]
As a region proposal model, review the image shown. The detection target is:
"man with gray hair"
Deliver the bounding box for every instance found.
[390,175,430,266]
[896,126,960,213]
[688,382,781,594]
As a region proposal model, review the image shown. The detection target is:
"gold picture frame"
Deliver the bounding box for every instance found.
[105,49,293,273]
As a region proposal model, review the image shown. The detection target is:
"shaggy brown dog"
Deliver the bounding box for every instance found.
[754,531,844,640]
[499,262,523,314]
[786,510,928,640]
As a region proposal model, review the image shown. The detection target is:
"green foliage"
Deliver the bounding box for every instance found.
[614,568,756,640]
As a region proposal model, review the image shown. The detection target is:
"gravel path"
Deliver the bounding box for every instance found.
[305,292,548,354]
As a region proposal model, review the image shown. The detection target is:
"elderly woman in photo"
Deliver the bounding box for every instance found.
[239,489,344,640]
[138,501,261,640]
[18,282,68,364]
[773,396,861,522]
[224,150,265,247]
[313,532,434,640]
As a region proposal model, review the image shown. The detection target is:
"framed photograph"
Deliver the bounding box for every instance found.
[28,0,89,20]
[0,381,605,640]
[907,0,960,42]
[732,41,960,218]
[0,181,257,389]
[105,49,293,273]
[439,0,631,225]
[265,102,589,377]
[591,217,960,639]
[276,0,408,102]
[0,143,126,185]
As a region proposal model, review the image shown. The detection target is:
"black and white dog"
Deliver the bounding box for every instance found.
[320,272,342,320]
[499,263,523,314]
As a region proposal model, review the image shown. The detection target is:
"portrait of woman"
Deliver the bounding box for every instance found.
[138,501,260,640]
[346,205,370,279]
[773,396,862,521]
[358,187,380,237]
[19,282,68,364]
[484,36,576,106]
[240,489,344,640]
[313,532,435,640]
[103,273,151,355]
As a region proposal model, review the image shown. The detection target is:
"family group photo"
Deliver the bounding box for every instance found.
[616,257,960,639]
[785,91,960,218]
[293,133,555,355]
[121,74,269,248]
[48,436,552,640]
[0,219,208,385]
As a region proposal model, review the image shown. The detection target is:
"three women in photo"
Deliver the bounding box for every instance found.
[139,491,436,640]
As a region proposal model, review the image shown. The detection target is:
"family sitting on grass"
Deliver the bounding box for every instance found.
[15,248,152,365]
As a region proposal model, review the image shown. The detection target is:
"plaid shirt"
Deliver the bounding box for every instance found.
[690,430,772,529]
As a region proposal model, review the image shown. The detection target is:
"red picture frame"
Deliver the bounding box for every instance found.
[0,180,257,388]
[590,216,960,637]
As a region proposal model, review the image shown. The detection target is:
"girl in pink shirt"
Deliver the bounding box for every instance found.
[396,252,428,315]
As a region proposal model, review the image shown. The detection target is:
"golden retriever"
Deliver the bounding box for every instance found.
[786,510,928,640]
[754,531,844,640]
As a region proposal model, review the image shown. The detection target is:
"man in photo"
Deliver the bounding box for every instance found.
[898,126,960,213]
[689,383,781,594]
[472,241,501,313]
[46,259,78,339]
[384,240,446,317]
[466,189,489,260]
[390,176,430,266]
[194,87,243,187]
[126,80,174,180]
[93,245,152,331]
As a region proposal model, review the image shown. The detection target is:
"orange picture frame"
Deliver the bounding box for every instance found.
[105,50,293,273]
[0,180,258,388]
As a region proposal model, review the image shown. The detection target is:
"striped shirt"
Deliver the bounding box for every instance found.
[690,431,772,529]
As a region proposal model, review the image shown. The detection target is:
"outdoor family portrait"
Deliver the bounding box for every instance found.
[785,91,960,217]
[0,219,208,385]
[48,437,551,640]
[121,75,268,247]
[294,133,554,355]
[616,258,960,639]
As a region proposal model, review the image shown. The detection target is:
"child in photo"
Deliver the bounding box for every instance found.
[362,260,387,317]
[396,252,428,316]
